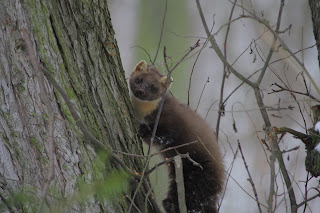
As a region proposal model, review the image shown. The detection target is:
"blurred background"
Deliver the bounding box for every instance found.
[108,0,320,212]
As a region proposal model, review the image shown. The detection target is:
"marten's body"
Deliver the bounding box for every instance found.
[130,61,224,213]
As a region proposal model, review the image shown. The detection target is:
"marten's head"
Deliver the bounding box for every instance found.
[130,60,173,101]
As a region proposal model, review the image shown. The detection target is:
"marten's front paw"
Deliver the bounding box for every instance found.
[163,198,178,213]
[138,124,151,139]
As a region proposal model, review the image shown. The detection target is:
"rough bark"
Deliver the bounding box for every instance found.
[0,0,149,212]
[309,0,320,67]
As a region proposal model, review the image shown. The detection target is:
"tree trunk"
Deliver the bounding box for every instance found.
[0,0,150,212]
[309,0,320,67]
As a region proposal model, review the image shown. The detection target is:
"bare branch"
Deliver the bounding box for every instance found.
[132,45,153,65]
[270,44,316,65]
[269,83,320,102]
[275,127,312,146]
[256,0,285,85]
[188,39,209,106]
[152,140,199,157]
[174,155,187,213]
[181,152,203,170]
[238,141,262,213]
[216,0,238,140]
[152,0,168,65]
[278,24,292,34]
[145,152,202,178]
[195,77,210,112]
[281,146,300,154]
[219,146,239,210]
[297,193,320,208]
[124,195,142,213]
[113,140,199,159]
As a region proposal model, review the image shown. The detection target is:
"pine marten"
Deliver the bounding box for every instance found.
[129,60,224,213]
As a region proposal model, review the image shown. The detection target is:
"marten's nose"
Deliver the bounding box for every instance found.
[138,89,145,96]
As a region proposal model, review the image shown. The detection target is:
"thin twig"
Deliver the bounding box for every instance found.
[144,187,153,213]
[124,195,142,213]
[187,16,215,107]
[218,146,239,210]
[145,156,175,177]
[113,140,199,159]
[113,151,145,158]
[278,24,292,34]
[195,77,210,112]
[238,141,262,213]
[281,146,299,154]
[132,45,153,65]
[187,39,209,106]
[182,152,203,170]
[269,44,316,65]
[145,152,203,178]
[297,193,320,208]
[166,41,200,74]
[152,0,168,65]
[269,83,320,102]
[152,140,198,157]
[216,0,237,140]
[256,0,285,85]
[302,173,309,213]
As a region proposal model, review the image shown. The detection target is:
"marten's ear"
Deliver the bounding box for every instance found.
[160,76,174,89]
[134,60,148,72]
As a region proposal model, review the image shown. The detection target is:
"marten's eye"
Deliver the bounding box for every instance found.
[150,85,157,93]
[135,78,142,84]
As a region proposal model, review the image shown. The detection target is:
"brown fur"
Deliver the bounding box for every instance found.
[130,60,224,213]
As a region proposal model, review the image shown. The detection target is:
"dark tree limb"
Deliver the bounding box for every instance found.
[275,127,311,145]
[308,0,320,67]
